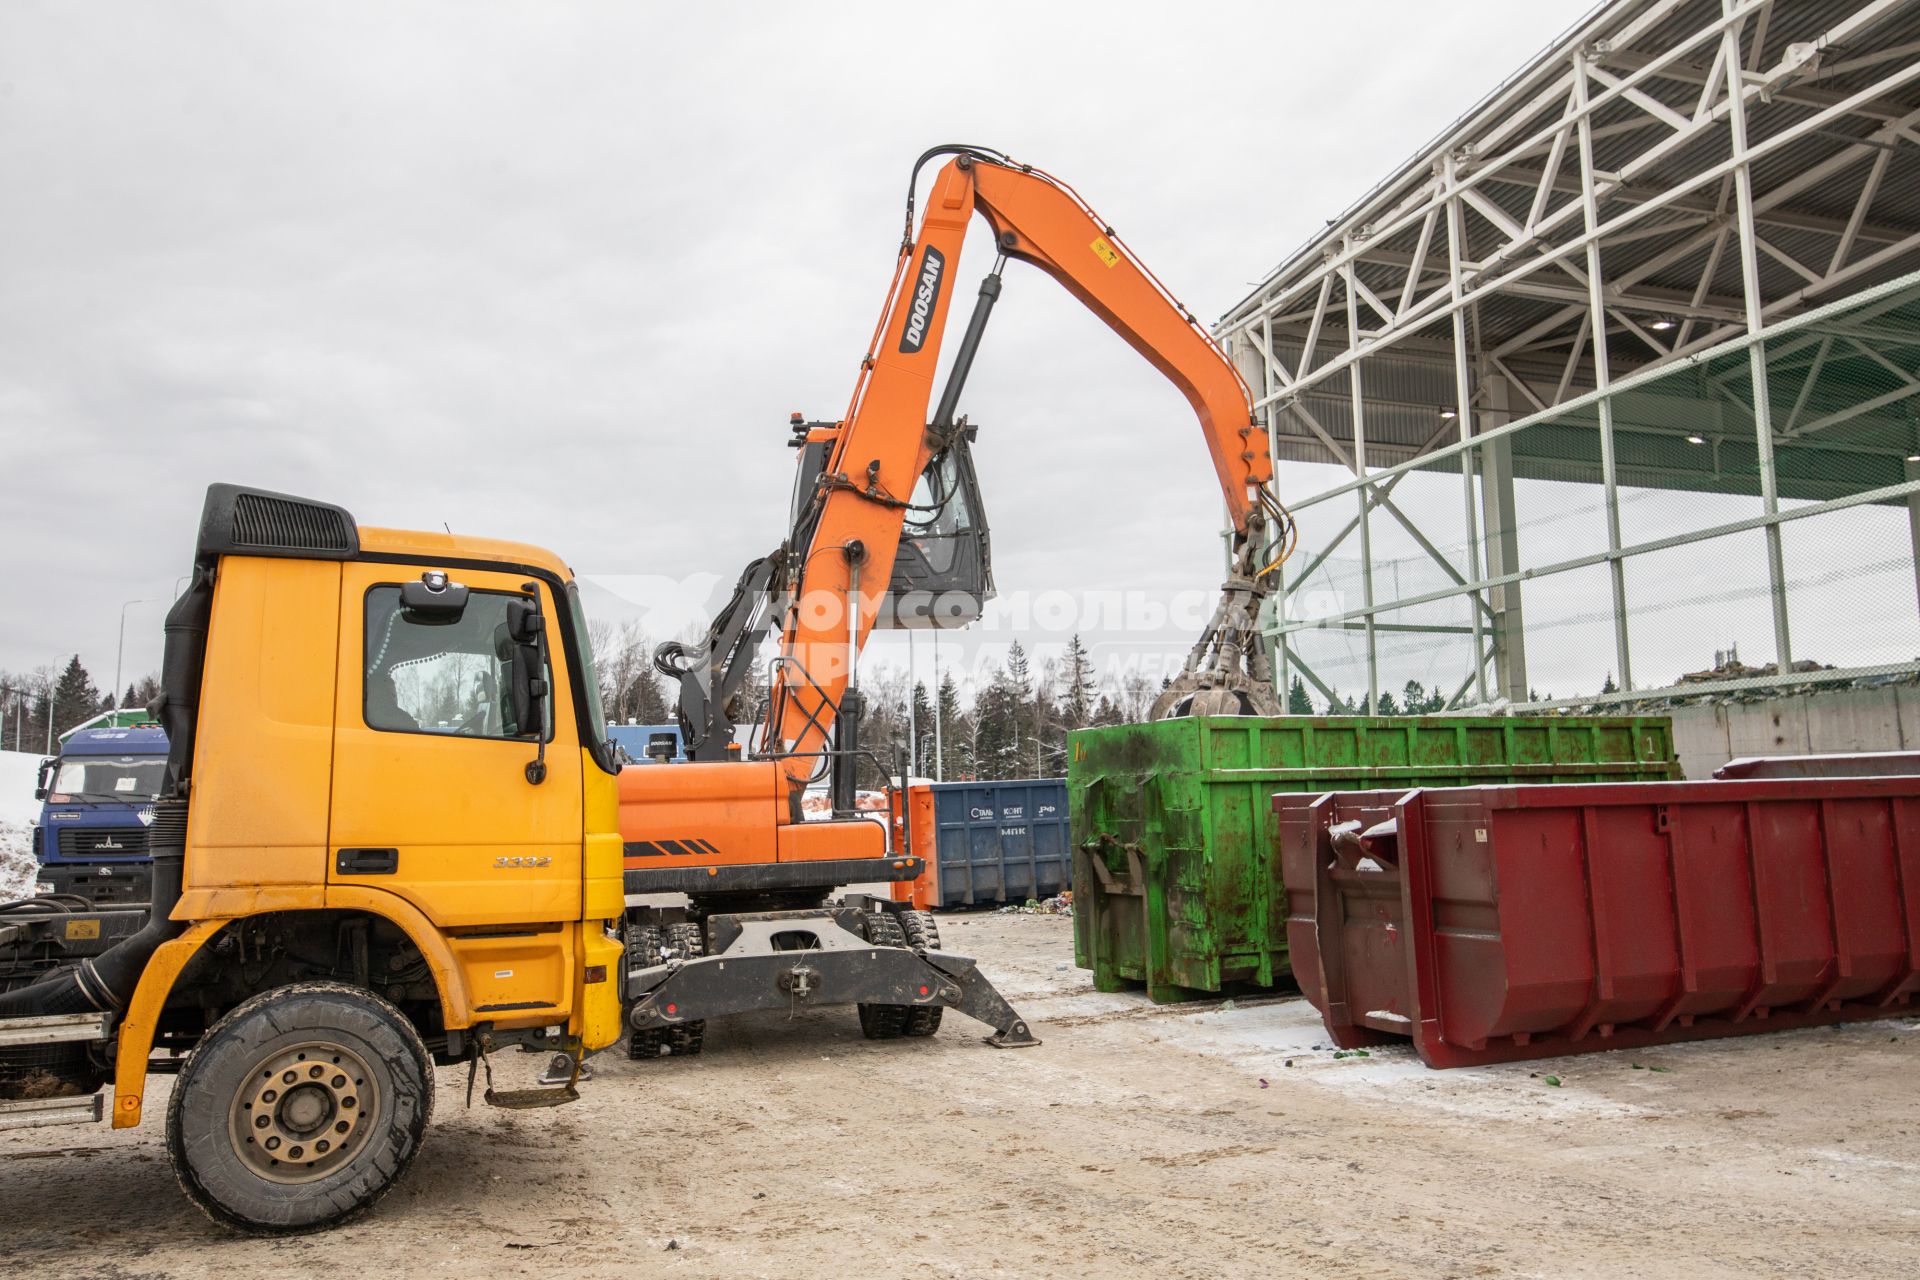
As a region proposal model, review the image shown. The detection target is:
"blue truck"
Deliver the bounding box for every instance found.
[31,722,168,905]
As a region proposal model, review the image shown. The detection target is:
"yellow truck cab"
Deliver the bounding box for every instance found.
[0,483,626,1232]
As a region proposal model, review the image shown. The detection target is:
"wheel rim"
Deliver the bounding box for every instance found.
[226,1039,380,1184]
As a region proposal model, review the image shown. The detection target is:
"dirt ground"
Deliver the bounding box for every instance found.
[2,911,1916,1279]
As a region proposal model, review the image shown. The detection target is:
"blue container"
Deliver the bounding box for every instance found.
[927,779,1070,908]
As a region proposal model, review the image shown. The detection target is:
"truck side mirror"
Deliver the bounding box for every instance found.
[33,756,53,801]
[505,596,549,784]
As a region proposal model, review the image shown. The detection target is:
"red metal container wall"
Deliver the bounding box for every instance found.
[1275,778,1920,1068]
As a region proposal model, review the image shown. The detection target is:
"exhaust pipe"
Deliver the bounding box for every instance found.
[0,801,186,1019]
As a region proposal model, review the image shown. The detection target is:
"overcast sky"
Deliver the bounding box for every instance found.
[0,0,1579,702]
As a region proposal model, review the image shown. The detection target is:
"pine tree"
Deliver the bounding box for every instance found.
[1005,640,1034,771]
[909,681,935,776]
[1377,690,1400,716]
[1005,639,1033,700]
[133,674,163,711]
[1059,634,1097,730]
[49,655,101,740]
[971,672,1022,780]
[937,673,965,780]
[635,670,671,724]
[1600,672,1618,695]
[1287,675,1313,714]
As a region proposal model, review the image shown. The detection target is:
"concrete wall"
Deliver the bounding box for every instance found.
[1666,686,1920,778]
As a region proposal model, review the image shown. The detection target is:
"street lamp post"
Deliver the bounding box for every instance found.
[931,634,943,782]
[115,598,153,713]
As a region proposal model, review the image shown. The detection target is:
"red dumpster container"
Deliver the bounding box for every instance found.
[1275,776,1920,1068]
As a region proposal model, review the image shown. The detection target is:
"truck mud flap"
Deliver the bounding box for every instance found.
[627,916,1039,1048]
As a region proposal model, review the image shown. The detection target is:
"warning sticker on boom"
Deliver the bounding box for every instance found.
[1090,236,1121,267]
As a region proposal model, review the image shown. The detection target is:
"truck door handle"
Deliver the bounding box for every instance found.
[335,847,399,875]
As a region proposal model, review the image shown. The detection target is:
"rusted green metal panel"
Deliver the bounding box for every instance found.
[1068,715,1678,1002]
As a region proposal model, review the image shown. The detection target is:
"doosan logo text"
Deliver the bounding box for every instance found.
[899,246,945,353]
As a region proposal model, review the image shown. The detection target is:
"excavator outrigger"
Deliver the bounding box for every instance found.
[617,146,1296,1057]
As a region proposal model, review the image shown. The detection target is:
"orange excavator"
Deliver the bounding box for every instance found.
[613,146,1293,1058]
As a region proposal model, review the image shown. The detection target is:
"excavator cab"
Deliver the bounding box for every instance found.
[882,423,993,628]
[787,421,994,629]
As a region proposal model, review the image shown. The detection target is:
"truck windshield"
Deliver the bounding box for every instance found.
[51,754,166,803]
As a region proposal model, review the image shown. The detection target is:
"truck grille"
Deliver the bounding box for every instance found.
[61,828,149,858]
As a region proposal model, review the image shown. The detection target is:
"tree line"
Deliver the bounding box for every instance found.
[0,656,158,754]
[588,625,1162,785]
[6,629,1509,773]
[1295,676,1457,716]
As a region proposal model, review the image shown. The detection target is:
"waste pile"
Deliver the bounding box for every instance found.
[997,892,1072,917]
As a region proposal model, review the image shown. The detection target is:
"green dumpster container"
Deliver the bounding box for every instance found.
[1068,714,1679,1003]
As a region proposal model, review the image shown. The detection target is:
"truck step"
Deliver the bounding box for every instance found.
[0,1012,115,1047]
[0,1093,105,1132]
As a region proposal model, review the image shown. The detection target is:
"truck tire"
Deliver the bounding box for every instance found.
[165,982,432,1234]
[856,912,909,1040]
[898,911,944,1038]
[662,922,707,1057]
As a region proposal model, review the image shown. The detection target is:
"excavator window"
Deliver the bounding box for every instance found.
[881,429,994,629]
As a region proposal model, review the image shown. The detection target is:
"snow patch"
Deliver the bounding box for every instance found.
[1169,1000,1653,1120]
[0,750,43,898]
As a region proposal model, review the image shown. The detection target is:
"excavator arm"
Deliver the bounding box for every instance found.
[669,146,1295,797]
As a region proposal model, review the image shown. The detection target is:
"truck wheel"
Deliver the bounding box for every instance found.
[662,922,707,1056]
[898,911,944,1038]
[856,912,909,1040]
[165,982,432,1234]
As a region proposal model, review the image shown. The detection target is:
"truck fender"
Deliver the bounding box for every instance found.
[110,892,472,1129]
[111,919,223,1129]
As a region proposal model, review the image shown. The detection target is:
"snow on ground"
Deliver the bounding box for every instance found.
[0,749,42,898]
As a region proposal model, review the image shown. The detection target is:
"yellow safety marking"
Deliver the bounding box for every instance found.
[1090,236,1121,268]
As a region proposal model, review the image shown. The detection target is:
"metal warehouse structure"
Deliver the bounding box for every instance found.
[1219,0,1920,712]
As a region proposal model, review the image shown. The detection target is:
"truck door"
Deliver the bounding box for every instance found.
[328,564,582,930]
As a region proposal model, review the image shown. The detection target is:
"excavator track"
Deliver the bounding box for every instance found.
[897,911,944,1038]
[662,923,708,1056]
[857,912,911,1041]
[626,925,667,1060]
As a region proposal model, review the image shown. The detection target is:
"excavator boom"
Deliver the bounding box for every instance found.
[759,146,1293,788]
